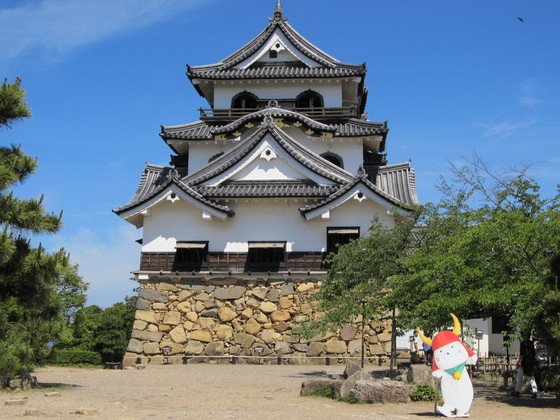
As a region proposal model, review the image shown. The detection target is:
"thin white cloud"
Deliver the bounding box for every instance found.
[517,79,544,107]
[518,95,544,107]
[474,119,536,138]
[0,0,206,63]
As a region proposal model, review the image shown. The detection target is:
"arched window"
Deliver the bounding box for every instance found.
[231,91,258,109]
[208,152,224,163]
[320,152,344,169]
[295,90,324,109]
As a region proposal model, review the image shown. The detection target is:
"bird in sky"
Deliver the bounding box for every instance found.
[517,17,525,22]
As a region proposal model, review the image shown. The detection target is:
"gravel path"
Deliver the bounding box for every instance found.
[1,365,558,419]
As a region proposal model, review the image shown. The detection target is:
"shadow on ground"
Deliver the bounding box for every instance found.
[36,382,81,389]
[474,380,559,408]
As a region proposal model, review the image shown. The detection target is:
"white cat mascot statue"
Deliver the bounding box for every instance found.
[418,314,477,418]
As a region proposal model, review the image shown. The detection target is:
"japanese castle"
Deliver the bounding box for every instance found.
[115,1,419,365]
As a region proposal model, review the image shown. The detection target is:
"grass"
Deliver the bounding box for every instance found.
[409,384,436,402]
[46,364,103,369]
[304,384,337,399]
[303,384,360,404]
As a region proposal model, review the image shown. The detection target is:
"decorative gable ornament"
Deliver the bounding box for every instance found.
[260,147,277,162]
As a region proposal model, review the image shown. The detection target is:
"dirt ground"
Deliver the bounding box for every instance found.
[1,365,559,419]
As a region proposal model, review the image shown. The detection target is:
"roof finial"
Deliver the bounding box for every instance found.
[356,165,367,178]
[272,0,284,20]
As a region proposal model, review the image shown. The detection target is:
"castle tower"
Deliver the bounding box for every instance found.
[115,2,418,366]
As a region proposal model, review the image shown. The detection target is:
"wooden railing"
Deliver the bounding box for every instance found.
[476,355,518,374]
[199,106,357,122]
[140,252,326,273]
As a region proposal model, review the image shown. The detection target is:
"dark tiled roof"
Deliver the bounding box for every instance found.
[126,163,169,203]
[188,65,365,81]
[187,9,364,81]
[334,119,387,137]
[184,118,354,186]
[374,162,418,205]
[161,121,212,140]
[161,114,387,141]
[195,181,337,198]
[116,161,417,217]
[299,166,416,215]
[211,108,334,134]
[114,165,233,216]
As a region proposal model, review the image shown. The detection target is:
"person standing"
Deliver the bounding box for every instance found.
[514,333,543,398]
[422,341,433,366]
[410,330,421,364]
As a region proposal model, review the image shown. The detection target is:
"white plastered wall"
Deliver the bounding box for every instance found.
[188,141,239,175]
[464,318,520,356]
[234,28,321,69]
[200,134,341,186]
[282,126,364,175]
[141,196,394,253]
[187,127,364,177]
[213,81,342,109]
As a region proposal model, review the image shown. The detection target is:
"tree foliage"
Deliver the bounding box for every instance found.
[0,78,30,128]
[92,297,136,362]
[65,297,137,363]
[300,213,420,338]
[386,158,560,352]
[0,78,87,387]
[307,156,560,358]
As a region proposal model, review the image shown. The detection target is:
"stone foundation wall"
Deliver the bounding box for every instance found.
[123,277,394,366]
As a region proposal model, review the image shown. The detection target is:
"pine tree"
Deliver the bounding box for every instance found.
[0,78,87,388]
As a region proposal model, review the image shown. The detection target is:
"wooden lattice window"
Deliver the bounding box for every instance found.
[295,90,324,108]
[246,241,286,272]
[326,227,360,256]
[231,91,258,109]
[173,242,208,271]
[320,152,344,169]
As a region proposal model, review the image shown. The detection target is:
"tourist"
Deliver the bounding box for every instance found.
[422,341,433,366]
[514,331,543,398]
[410,330,421,364]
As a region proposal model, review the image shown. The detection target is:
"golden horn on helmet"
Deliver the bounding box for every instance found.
[451,313,461,336]
[417,328,432,347]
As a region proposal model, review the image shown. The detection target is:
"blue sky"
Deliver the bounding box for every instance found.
[1,0,559,307]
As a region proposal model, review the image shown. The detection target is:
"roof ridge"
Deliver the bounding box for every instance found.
[184,122,353,186]
[162,120,206,130]
[144,163,166,170]
[299,169,413,215]
[344,118,386,127]
[114,175,234,217]
[376,161,412,170]
[188,9,362,74]
[210,107,334,135]
[184,124,271,185]
[282,20,340,65]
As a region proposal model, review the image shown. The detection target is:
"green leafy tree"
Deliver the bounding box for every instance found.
[69,305,104,351]
[0,77,30,127]
[300,212,419,368]
[92,297,136,363]
[535,253,560,357]
[63,297,136,363]
[0,78,87,387]
[387,158,560,354]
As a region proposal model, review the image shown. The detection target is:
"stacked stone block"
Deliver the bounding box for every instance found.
[123,278,394,366]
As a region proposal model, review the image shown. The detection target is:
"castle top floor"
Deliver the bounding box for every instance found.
[187,2,368,123]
